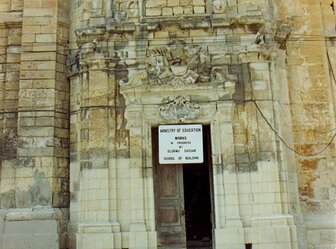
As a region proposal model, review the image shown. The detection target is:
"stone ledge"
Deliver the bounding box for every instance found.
[78,221,121,233]
[304,214,336,230]
[251,214,295,226]
[5,206,62,221]
[74,15,267,46]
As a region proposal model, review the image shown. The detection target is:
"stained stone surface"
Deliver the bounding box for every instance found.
[0,0,335,249]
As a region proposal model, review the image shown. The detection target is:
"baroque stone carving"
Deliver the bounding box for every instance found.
[275,23,291,49]
[146,39,237,86]
[114,0,139,20]
[159,96,200,121]
[147,40,212,85]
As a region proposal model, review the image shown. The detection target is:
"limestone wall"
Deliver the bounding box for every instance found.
[67,0,301,249]
[0,0,70,248]
[0,0,334,249]
[277,0,336,248]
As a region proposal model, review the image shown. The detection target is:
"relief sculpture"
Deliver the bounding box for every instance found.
[146,39,237,86]
[147,40,212,85]
[114,0,139,20]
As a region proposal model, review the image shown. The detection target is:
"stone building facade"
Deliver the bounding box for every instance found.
[0,0,335,249]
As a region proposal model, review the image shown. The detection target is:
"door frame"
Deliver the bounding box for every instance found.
[151,124,215,248]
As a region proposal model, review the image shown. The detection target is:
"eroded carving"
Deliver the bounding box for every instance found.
[115,0,139,20]
[146,39,237,86]
[66,52,80,77]
[275,23,291,49]
[119,71,147,85]
[159,96,200,121]
[147,40,211,85]
[213,0,226,14]
[211,66,237,83]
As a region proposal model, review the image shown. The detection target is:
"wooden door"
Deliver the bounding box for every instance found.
[152,128,186,248]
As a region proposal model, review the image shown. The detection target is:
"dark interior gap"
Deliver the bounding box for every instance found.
[245,243,253,249]
[183,124,212,249]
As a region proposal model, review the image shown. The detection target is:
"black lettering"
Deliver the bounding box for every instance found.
[167,149,180,153]
[160,128,176,133]
[184,149,196,152]
[182,128,201,132]
[177,141,191,144]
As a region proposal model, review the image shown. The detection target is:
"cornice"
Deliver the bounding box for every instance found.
[74,16,269,47]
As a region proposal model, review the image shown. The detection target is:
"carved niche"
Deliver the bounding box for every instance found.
[159,96,200,121]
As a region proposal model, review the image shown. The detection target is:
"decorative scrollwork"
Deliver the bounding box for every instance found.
[159,96,200,121]
[147,40,211,85]
[146,39,237,86]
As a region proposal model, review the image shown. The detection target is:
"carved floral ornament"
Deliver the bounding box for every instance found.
[159,96,200,121]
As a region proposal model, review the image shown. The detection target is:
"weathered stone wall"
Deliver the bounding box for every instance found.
[0,0,335,249]
[67,0,301,249]
[277,0,336,248]
[0,0,70,248]
[0,0,22,209]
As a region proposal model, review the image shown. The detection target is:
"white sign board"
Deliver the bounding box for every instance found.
[159,124,203,164]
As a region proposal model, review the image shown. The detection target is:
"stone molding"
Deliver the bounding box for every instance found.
[159,96,200,121]
[5,207,63,221]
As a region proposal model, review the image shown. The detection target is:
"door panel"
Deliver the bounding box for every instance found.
[159,165,179,197]
[155,164,186,247]
[152,128,186,248]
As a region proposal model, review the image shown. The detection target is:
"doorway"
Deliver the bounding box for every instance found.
[152,125,213,249]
